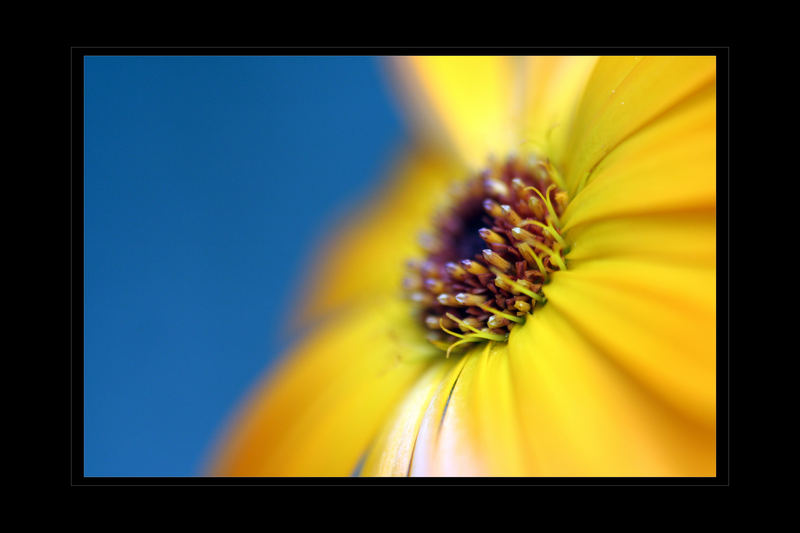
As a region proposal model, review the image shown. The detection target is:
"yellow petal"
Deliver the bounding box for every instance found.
[391,56,518,169]
[564,210,716,268]
[464,341,532,475]
[364,341,532,476]
[295,146,465,325]
[544,258,715,429]
[561,78,715,231]
[359,357,457,476]
[561,56,716,197]
[508,303,716,476]
[519,56,598,169]
[407,349,487,476]
[209,298,435,476]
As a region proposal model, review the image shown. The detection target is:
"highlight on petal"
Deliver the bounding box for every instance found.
[209,298,437,476]
[519,56,598,169]
[295,146,465,326]
[561,56,716,197]
[507,303,715,476]
[564,210,716,268]
[359,357,458,476]
[389,56,518,169]
[362,341,532,476]
[545,258,715,429]
[406,348,487,476]
[560,78,715,230]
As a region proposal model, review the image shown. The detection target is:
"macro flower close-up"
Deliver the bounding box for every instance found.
[210,55,717,477]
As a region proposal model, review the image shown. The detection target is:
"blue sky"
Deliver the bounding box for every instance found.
[84,56,407,476]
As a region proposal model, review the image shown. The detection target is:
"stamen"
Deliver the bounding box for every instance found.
[483,198,504,218]
[454,293,487,306]
[403,156,569,355]
[517,219,567,248]
[527,195,546,219]
[511,228,567,271]
[424,278,445,293]
[487,315,511,329]
[478,228,506,245]
[461,259,488,275]
[484,177,509,198]
[554,190,569,213]
[459,317,483,332]
[482,249,512,272]
[524,185,561,229]
[500,205,523,226]
[437,293,460,306]
[445,261,467,281]
[476,302,524,323]
[514,300,531,313]
[517,242,549,280]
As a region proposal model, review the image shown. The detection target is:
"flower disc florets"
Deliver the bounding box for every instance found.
[404,156,569,356]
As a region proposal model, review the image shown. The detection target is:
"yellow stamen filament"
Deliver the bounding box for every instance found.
[527,195,546,219]
[514,300,531,313]
[511,228,567,272]
[477,302,524,323]
[510,177,528,196]
[445,313,507,341]
[459,317,483,332]
[517,242,548,280]
[492,270,545,303]
[516,218,567,248]
[527,239,567,272]
[524,184,561,229]
[445,337,483,358]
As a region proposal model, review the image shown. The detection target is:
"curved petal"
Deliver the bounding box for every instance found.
[209,298,436,476]
[564,210,715,268]
[295,146,466,326]
[406,349,487,476]
[359,357,458,476]
[390,56,518,169]
[519,56,599,169]
[507,303,716,476]
[388,341,533,476]
[561,56,716,197]
[544,61,716,434]
[561,78,715,232]
[463,341,533,475]
[544,257,716,429]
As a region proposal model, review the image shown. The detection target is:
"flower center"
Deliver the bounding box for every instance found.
[404,156,569,356]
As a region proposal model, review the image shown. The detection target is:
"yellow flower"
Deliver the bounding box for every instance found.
[210,56,716,476]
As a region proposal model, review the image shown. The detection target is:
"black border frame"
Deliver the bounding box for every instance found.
[70,46,730,487]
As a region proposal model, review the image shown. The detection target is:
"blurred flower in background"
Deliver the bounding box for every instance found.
[210,56,716,476]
